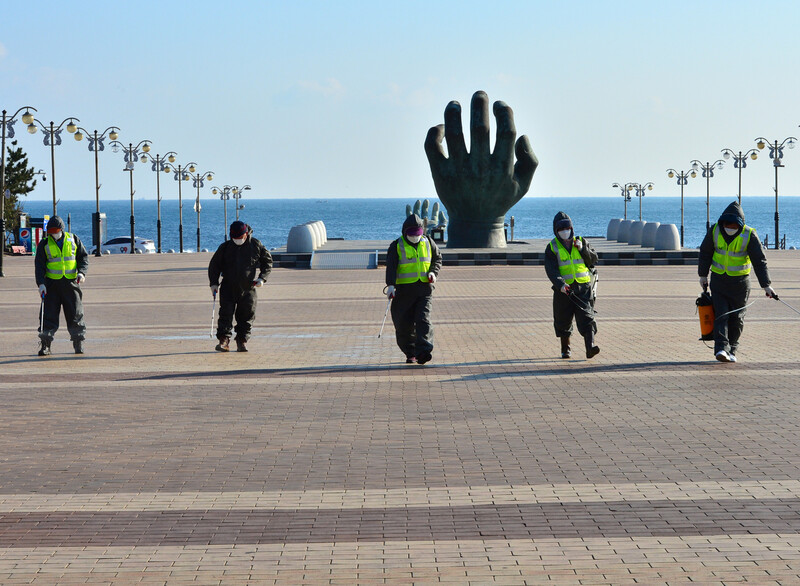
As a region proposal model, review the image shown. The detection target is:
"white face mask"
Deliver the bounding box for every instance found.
[724,226,739,236]
[406,234,421,244]
[232,237,246,245]
[557,229,572,240]
[50,231,63,241]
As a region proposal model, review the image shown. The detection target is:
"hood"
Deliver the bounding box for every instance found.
[46,215,66,233]
[552,211,573,239]
[402,213,424,235]
[718,201,745,227]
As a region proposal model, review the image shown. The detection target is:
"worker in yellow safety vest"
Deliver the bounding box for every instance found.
[698,201,775,363]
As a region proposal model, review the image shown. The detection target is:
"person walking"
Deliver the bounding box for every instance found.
[208,221,273,352]
[34,215,89,356]
[544,211,600,359]
[385,213,442,364]
[698,201,775,363]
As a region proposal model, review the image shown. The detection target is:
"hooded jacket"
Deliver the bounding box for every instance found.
[698,201,770,288]
[34,216,89,285]
[544,211,598,290]
[385,214,443,289]
[208,234,273,292]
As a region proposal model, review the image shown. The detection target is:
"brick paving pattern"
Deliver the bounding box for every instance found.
[1,250,799,584]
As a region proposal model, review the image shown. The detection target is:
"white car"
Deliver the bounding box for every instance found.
[92,236,156,255]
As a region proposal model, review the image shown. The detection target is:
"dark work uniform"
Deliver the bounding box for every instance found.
[385,214,443,360]
[34,233,89,342]
[208,236,273,341]
[698,201,770,356]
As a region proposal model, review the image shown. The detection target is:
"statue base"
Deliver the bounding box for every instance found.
[446,216,507,248]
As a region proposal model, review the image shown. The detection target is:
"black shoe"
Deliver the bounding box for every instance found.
[235,338,248,352]
[73,339,84,354]
[406,356,417,364]
[560,336,571,359]
[584,333,600,359]
[215,336,230,352]
[38,339,51,357]
[417,352,432,365]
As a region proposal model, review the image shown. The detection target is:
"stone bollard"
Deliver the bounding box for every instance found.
[616,219,633,242]
[641,222,661,247]
[654,224,681,250]
[287,224,317,253]
[305,221,322,249]
[606,219,621,240]
[627,221,647,245]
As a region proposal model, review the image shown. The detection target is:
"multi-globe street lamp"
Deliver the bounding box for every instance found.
[1,106,37,277]
[73,125,120,256]
[666,168,696,247]
[754,136,796,249]
[110,139,152,254]
[629,182,654,221]
[185,167,214,252]
[231,185,251,220]
[141,151,177,253]
[163,161,196,253]
[211,185,232,241]
[26,115,81,216]
[611,182,635,219]
[690,159,725,231]
[720,147,759,205]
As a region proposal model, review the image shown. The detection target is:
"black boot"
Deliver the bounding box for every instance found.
[73,339,84,354]
[235,338,248,352]
[38,338,51,357]
[560,336,571,359]
[215,336,231,352]
[584,331,600,359]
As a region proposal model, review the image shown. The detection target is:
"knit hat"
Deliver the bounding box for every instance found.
[230,221,248,238]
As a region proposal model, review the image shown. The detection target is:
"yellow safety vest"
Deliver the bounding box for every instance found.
[550,237,590,284]
[44,232,78,280]
[710,223,752,276]
[396,238,431,284]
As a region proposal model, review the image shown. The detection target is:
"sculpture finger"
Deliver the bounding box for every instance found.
[491,100,516,172]
[443,100,467,164]
[513,135,538,195]
[470,91,491,164]
[424,124,447,167]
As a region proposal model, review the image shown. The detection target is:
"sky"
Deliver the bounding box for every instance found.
[2,0,800,203]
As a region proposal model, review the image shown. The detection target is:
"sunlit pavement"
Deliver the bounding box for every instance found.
[1,250,800,584]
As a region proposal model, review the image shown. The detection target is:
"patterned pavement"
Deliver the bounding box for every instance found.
[1,250,799,584]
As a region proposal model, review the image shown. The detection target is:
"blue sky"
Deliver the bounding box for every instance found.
[3,0,800,202]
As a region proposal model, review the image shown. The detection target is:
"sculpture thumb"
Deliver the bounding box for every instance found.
[513,135,538,193]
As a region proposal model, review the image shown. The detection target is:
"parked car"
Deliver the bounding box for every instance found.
[91,236,156,255]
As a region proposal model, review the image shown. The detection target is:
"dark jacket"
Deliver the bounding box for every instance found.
[385,213,443,291]
[698,201,770,288]
[544,211,598,290]
[209,235,273,291]
[35,232,90,286]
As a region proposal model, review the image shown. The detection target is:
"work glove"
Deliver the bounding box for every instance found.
[560,283,571,295]
[699,276,709,289]
[76,273,85,284]
[38,284,47,297]
[427,272,437,284]
[253,279,264,288]
[574,237,583,251]
[386,285,396,299]
[764,285,777,298]
[210,284,219,296]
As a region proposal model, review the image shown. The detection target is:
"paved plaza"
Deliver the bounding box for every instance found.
[1,249,800,584]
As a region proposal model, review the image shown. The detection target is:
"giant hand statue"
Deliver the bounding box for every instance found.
[424,91,538,248]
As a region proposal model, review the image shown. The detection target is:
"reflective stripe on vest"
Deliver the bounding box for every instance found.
[710,223,752,276]
[550,237,590,284]
[396,238,431,284]
[45,232,78,279]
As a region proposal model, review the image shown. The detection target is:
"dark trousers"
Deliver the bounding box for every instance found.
[39,278,86,342]
[391,291,434,358]
[552,282,596,338]
[710,274,749,355]
[216,285,257,341]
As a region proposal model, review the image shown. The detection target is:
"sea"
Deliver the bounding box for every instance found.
[17,196,800,251]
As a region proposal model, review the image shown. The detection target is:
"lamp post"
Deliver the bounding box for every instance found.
[141,151,176,253]
[111,140,152,254]
[185,168,214,252]
[73,125,120,256]
[666,169,696,247]
[720,148,759,205]
[611,182,635,219]
[629,182,654,221]
[164,161,196,253]
[690,159,725,231]
[231,185,251,220]
[754,136,796,249]
[211,185,232,241]
[27,115,81,216]
[1,106,37,277]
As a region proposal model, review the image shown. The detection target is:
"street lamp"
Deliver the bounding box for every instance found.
[666,168,696,247]
[110,139,152,254]
[629,182,654,221]
[73,125,120,256]
[611,182,635,219]
[690,159,725,231]
[211,185,232,241]
[231,185,251,220]
[27,115,81,216]
[721,147,759,205]
[754,135,796,249]
[185,167,214,252]
[163,161,196,253]
[141,151,177,253]
[1,106,37,277]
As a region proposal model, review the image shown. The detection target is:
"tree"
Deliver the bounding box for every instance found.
[3,140,38,236]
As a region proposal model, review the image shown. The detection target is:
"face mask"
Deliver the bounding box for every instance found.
[724,227,739,236]
[406,234,421,244]
[557,229,571,240]
[232,237,246,245]
[50,231,63,241]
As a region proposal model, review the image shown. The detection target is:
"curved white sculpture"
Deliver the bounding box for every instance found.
[641,222,661,247]
[654,224,681,251]
[627,221,647,245]
[616,219,633,242]
[287,224,317,253]
[606,218,621,240]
